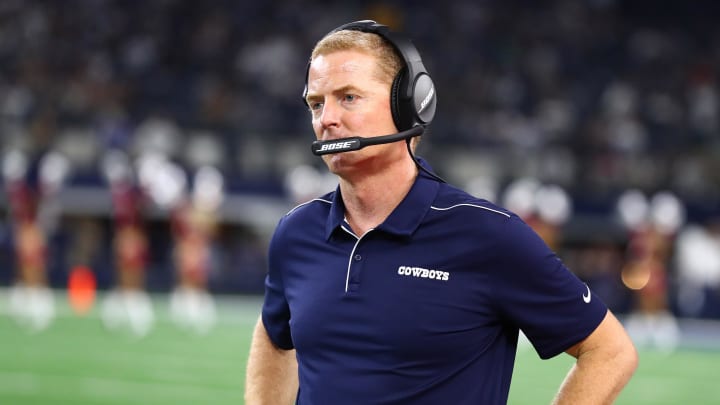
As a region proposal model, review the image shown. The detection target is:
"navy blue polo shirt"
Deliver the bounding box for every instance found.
[262,171,607,405]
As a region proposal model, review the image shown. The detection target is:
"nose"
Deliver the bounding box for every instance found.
[318,99,341,130]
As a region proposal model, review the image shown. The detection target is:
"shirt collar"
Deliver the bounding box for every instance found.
[324,162,440,240]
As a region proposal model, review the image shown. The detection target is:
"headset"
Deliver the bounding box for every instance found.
[304,20,444,182]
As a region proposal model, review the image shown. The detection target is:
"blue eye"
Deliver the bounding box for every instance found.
[343,94,356,102]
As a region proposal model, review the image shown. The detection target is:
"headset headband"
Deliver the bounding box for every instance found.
[326,20,426,101]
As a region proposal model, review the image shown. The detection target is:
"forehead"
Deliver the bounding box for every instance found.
[307,50,381,91]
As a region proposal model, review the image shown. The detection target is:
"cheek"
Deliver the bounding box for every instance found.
[361,102,395,133]
[311,119,323,137]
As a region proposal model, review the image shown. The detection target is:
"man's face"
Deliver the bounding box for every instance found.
[305,50,399,175]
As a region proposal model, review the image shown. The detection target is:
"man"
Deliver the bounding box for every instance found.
[246,20,637,404]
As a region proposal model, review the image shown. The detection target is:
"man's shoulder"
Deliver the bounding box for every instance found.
[270,192,334,248]
[431,183,514,223]
[285,194,334,217]
[277,191,334,230]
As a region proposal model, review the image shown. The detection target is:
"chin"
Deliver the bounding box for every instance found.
[324,153,349,171]
[324,151,363,174]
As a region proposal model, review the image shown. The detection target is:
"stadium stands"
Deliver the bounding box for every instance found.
[1,0,719,318]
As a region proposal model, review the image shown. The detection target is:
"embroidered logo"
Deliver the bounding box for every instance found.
[397,266,449,281]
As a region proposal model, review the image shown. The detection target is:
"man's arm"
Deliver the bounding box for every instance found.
[552,310,638,405]
[245,317,299,405]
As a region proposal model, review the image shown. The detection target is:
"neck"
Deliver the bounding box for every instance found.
[339,155,417,235]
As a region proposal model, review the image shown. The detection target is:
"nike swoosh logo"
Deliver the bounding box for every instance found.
[582,284,592,303]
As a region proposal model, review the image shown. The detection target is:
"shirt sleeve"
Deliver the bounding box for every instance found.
[490,216,608,359]
[261,217,295,350]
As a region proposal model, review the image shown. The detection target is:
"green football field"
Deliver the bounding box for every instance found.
[1,292,718,404]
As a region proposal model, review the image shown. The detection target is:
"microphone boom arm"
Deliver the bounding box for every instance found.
[311,126,424,156]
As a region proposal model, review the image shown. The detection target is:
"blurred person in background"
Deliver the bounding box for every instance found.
[675,217,720,317]
[617,190,685,352]
[3,149,70,332]
[168,165,224,335]
[131,147,223,334]
[246,20,637,404]
[100,150,155,337]
[501,178,572,251]
[676,218,720,318]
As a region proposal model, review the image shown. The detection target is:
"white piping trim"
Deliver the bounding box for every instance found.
[340,224,356,238]
[430,203,511,218]
[285,198,332,216]
[343,228,373,293]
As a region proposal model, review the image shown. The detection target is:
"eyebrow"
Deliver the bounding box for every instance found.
[305,85,363,105]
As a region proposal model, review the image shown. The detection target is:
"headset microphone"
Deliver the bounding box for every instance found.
[311,126,424,156]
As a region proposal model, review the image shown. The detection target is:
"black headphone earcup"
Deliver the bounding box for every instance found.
[390,68,408,131]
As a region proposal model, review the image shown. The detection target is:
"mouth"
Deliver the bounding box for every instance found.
[320,130,348,142]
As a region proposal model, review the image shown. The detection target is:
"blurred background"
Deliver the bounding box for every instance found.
[1,0,720,403]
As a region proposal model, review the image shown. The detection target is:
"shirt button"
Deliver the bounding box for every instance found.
[354,254,362,261]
